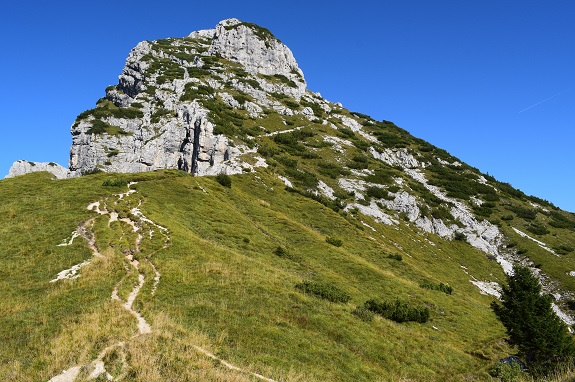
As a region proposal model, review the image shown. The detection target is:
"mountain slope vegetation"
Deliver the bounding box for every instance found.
[3,18,575,381]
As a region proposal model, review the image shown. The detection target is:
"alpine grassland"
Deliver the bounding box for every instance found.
[0,170,516,381]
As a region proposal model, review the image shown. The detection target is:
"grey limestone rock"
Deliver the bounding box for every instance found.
[67,18,308,177]
[6,160,69,179]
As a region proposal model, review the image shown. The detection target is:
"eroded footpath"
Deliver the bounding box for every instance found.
[48,182,276,382]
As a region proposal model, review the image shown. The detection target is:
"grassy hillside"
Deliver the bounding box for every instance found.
[1,170,520,381]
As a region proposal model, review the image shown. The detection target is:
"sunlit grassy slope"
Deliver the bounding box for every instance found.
[0,170,524,381]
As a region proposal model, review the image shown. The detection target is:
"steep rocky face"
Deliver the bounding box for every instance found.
[68,18,306,177]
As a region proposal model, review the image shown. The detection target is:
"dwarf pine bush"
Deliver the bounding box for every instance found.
[364,299,430,323]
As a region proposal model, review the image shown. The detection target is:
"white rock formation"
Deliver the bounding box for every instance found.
[208,19,306,96]
[6,160,68,179]
[66,18,308,177]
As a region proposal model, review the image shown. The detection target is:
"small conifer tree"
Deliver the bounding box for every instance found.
[491,265,575,375]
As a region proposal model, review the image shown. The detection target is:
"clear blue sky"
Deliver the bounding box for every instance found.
[2,1,574,211]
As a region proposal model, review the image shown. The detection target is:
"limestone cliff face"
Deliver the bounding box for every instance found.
[68,18,306,177]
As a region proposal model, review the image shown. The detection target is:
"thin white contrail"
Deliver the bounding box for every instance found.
[518,91,563,113]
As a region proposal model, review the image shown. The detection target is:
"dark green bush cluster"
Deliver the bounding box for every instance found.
[232,93,250,105]
[453,232,467,241]
[554,244,574,255]
[473,203,495,218]
[203,98,246,137]
[82,168,103,175]
[407,181,444,207]
[106,148,120,157]
[431,206,455,221]
[497,181,526,199]
[273,246,301,262]
[151,108,173,124]
[273,246,288,257]
[298,151,320,159]
[365,186,393,200]
[256,143,280,158]
[102,179,128,187]
[180,83,214,101]
[373,131,408,148]
[505,205,537,221]
[86,120,129,136]
[526,222,549,236]
[388,253,403,261]
[337,127,355,138]
[317,161,350,179]
[364,168,396,185]
[272,129,315,155]
[275,155,297,168]
[347,154,369,170]
[420,281,453,295]
[364,299,430,323]
[282,99,300,109]
[230,67,248,78]
[146,57,186,84]
[188,66,211,78]
[238,77,262,90]
[215,173,232,188]
[295,281,351,303]
[427,164,496,201]
[77,101,144,122]
[352,139,370,152]
[283,167,318,189]
[325,237,343,247]
[273,129,314,145]
[548,211,575,231]
[262,74,297,88]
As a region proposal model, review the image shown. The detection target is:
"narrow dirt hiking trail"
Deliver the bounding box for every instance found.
[48,183,161,381]
[48,182,277,382]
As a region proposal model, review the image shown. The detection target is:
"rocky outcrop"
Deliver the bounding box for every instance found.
[208,19,306,94]
[6,160,68,179]
[68,18,306,177]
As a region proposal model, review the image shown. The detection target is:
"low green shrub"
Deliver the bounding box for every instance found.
[215,173,232,188]
[326,237,342,247]
[506,205,537,220]
[366,186,392,200]
[364,299,430,323]
[317,161,349,179]
[86,120,130,136]
[336,127,355,138]
[273,246,288,257]
[295,281,351,303]
[102,179,128,187]
[526,222,549,236]
[283,167,318,189]
[420,281,453,295]
[453,232,467,241]
[488,361,524,382]
[554,244,574,254]
[388,253,403,261]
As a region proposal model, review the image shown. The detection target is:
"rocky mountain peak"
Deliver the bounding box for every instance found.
[207,19,306,91]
